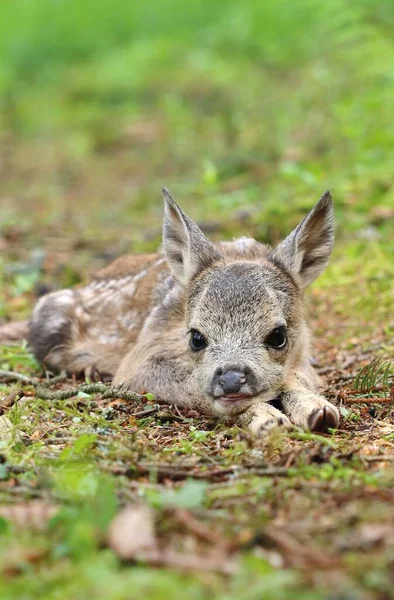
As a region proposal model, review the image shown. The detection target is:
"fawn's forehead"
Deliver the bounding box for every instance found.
[188,261,297,326]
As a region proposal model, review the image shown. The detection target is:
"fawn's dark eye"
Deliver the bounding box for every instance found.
[189,329,208,352]
[265,326,287,350]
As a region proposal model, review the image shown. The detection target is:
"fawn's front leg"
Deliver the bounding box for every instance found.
[234,373,339,434]
[234,402,291,434]
[280,384,339,431]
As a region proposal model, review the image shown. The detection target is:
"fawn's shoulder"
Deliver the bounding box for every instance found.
[94,253,162,280]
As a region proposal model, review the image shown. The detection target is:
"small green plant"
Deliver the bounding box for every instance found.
[354,358,393,397]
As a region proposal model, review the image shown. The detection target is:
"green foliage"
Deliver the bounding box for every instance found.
[146,479,208,510]
[0,344,39,373]
[58,433,98,461]
[354,358,393,396]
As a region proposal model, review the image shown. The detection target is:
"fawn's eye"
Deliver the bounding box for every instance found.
[265,326,287,350]
[189,329,208,352]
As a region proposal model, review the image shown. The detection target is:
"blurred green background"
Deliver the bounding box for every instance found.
[0,0,393,319]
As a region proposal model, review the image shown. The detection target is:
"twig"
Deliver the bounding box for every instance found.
[172,508,229,549]
[136,548,236,575]
[1,369,143,405]
[124,462,290,482]
[361,455,394,462]
[0,370,37,384]
[40,373,68,387]
[133,406,160,418]
[263,526,335,568]
[343,397,393,404]
[342,386,392,396]
[35,383,143,402]
[327,374,356,383]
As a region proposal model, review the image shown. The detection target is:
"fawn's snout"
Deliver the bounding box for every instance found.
[212,366,259,398]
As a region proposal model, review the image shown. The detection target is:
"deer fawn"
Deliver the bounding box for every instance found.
[29,189,339,434]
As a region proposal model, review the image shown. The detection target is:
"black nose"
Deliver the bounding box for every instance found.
[218,370,247,395]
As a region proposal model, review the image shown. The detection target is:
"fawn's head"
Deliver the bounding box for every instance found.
[162,188,334,416]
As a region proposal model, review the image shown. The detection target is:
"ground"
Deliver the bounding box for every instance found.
[0,1,393,598]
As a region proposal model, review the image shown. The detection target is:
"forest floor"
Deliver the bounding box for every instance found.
[0,185,393,600]
[0,1,394,598]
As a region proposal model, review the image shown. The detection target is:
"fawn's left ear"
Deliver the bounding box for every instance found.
[162,188,222,285]
[270,191,334,289]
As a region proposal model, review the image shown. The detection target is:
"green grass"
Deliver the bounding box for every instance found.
[0,0,393,598]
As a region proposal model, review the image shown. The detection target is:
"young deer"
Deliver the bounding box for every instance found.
[29,189,339,434]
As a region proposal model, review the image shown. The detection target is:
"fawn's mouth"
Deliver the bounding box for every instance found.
[214,387,270,411]
[217,394,254,406]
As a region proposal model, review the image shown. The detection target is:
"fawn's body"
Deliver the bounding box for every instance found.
[30,190,340,433]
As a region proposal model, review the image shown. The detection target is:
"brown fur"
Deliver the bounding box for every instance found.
[29,189,339,433]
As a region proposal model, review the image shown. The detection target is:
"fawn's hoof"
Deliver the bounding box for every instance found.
[308,405,339,432]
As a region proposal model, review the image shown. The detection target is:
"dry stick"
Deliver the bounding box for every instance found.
[344,396,394,404]
[40,373,68,387]
[133,406,160,418]
[35,383,143,402]
[172,507,229,550]
[327,374,356,383]
[0,368,143,403]
[128,462,290,482]
[0,370,37,384]
[343,385,392,396]
[137,548,236,576]
[361,455,394,462]
[264,526,335,569]
[0,370,68,389]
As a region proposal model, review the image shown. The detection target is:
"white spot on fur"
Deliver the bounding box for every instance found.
[44,315,68,335]
[233,237,256,253]
[53,290,75,306]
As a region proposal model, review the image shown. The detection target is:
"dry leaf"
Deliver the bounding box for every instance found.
[107,504,157,560]
[0,501,58,531]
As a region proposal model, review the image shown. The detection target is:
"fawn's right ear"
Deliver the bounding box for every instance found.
[270,191,334,289]
[162,188,221,285]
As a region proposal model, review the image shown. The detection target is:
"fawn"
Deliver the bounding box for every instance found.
[29,189,339,434]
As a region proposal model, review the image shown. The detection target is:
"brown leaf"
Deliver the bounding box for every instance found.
[0,501,58,531]
[107,504,157,560]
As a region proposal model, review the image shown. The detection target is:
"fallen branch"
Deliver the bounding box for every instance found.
[39,373,68,387]
[343,396,394,404]
[361,455,394,462]
[341,386,392,397]
[35,383,143,403]
[0,370,37,384]
[136,547,236,575]
[172,507,229,550]
[133,406,160,418]
[123,462,290,482]
[0,370,66,388]
[263,526,336,568]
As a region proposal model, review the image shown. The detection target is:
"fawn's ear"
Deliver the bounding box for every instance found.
[162,188,221,284]
[270,191,334,289]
